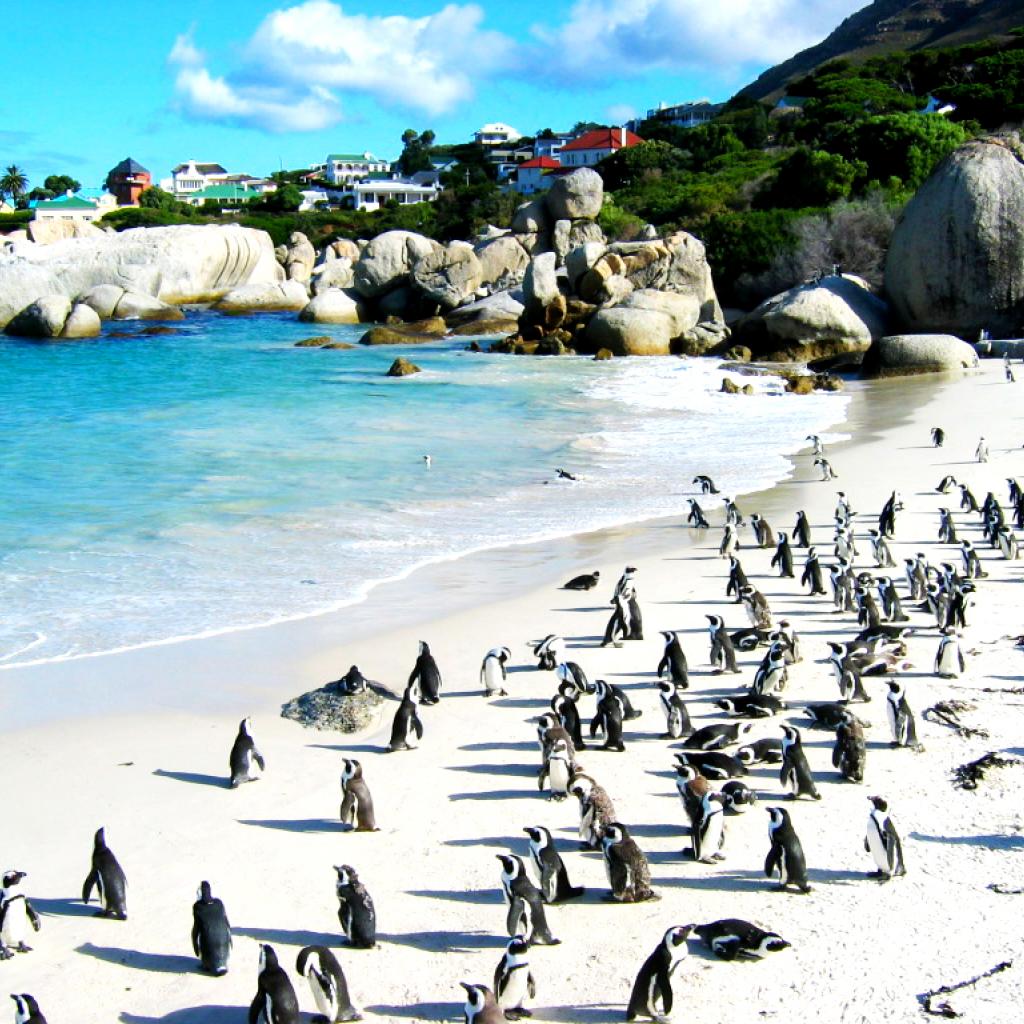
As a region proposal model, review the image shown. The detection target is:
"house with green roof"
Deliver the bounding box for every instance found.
[180,182,258,208]
[323,151,390,186]
[30,191,103,224]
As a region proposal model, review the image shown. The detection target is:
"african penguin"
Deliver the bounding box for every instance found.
[865,795,907,880]
[657,631,689,688]
[387,682,424,752]
[191,880,231,976]
[334,865,376,948]
[691,791,727,863]
[600,823,658,903]
[408,640,442,705]
[934,629,966,679]
[764,806,811,894]
[657,681,691,739]
[340,759,378,831]
[523,825,584,903]
[780,725,821,800]
[562,570,600,591]
[625,925,692,1023]
[461,983,505,1024]
[496,854,560,946]
[81,827,128,920]
[537,737,574,800]
[886,681,922,750]
[567,773,616,850]
[694,919,790,961]
[493,936,536,1020]
[9,996,46,1024]
[832,710,866,784]
[296,945,361,1022]
[480,647,511,697]
[250,944,299,1024]
[229,717,266,788]
[0,872,40,958]
[706,615,739,674]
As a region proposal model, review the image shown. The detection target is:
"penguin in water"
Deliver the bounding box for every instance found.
[568,773,616,850]
[408,641,442,705]
[793,510,811,548]
[886,681,922,751]
[687,499,709,528]
[9,996,46,1024]
[934,628,966,679]
[865,796,906,880]
[832,710,866,784]
[657,631,689,688]
[191,880,232,976]
[387,682,424,752]
[562,570,600,591]
[82,827,128,920]
[493,935,536,1020]
[480,647,511,697]
[334,865,376,948]
[625,925,692,1023]
[657,681,691,739]
[296,945,362,1023]
[600,823,658,903]
[780,725,821,800]
[340,759,378,832]
[229,717,266,788]
[692,791,727,863]
[0,872,40,959]
[931,426,945,447]
[706,615,740,674]
[496,854,560,946]
[249,944,299,1024]
[764,807,811,894]
[461,983,505,1024]
[694,920,790,961]
[693,474,719,494]
[523,825,584,903]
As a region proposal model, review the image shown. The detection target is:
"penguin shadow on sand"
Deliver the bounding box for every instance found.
[238,817,348,833]
[444,834,524,849]
[77,943,198,974]
[377,928,506,952]
[556,605,608,613]
[449,786,540,802]
[120,1008,236,1023]
[406,887,502,905]
[232,924,339,947]
[532,1004,623,1023]
[305,742,383,755]
[445,762,538,778]
[490,697,545,709]
[363,1000,454,1021]
[151,769,228,788]
[31,896,99,918]
[460,740,538,753]
[909,831,1024,850]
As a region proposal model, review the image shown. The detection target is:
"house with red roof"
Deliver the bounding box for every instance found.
[560,127,644,168]
[514,155,562,195]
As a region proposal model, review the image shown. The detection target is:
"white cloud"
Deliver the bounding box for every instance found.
[168,0,515,132]
[532,0,867,81]
[606,103,637,124]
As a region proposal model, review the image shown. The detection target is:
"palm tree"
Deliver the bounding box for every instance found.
[1,164,29,206]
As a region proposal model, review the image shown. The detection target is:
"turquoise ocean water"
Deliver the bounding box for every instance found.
[0,312,849,668]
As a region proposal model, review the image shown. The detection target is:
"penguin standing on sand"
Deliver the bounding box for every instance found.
[726,556,748,602]
[657,681,691,739]
[764,807,811,893]
[340,759,378,832]
[706,615,740,674]
[657,631,689,688]
[408,641,442,705]
[750,514,775,548]
[936,474,958,495]
[493,936,536,1020]
[551,682,586,749]
[9,996,46,1024]
[334,865,376,948]
[960,483,980,513]
[523,825,584,903]
[0,872,40,959]
[780,725,820,800]
[537,736,574,800]
[867,528,896,568]
[807,434,824,456]
[229,717,266,788]
[934,628,966,679]
[801,547,827,596]
[865,796,906,880]
[625,925,692,1023]
[751,643,788,696]
[590,681,626,752]
[719,523,738,559]
[249,944,299,1024]
[886,681,922,750]
[601,591,632,646]
[692,791,727,863]
[480,647,511,697]
[771,532,795,578]
[82,827,128,920]
[814,457,838,481]
[687,499,709,528]
[461,984,505,1024]
[568,774,616,850]
[938,508,958,544]
[387,682,423,752]
[976,436,990,463]
[532,635,564,670]
[693,475,719,494]
[793,510,811,548]
[191,881,232,976]
[832,710,866,783]
[496,854,560,946]
[878,490,903,538]
[296,945,361,1023]
[600,824,658,903]
[931,426,945,447]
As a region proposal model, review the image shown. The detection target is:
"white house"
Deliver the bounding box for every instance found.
[30,190,115,223]
[636,100,723,131]
[323,152,390,186]
[160,160,231,197]
[349,176,440,212]
[559,127,644,167]
[474,122,522,147]
[512,156,561,194]
[533,133,575,161]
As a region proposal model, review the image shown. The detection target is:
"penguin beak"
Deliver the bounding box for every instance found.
[460,982,475,995]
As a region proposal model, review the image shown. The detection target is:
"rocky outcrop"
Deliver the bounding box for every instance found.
[61,303,102,338]
[520,253,566,337]
[863,333,980,377]
[583,307,674,356]
[360,318,447,345]
[352,230,441,299]
[213,280,309,314]
[105,289,185,321]
[620,289,700,337]
[298,288,364,324]
[445,290,525,327]
[411,242,483,310]
[547,168,604,220]
[386,357,421,377]
[475,236,530,292]
[736,275,889,364]
[28,218,104,245]
[284,232,316,284]
[4,295,102,339]
[311,258,355,294]
[511,199,548,234]
[0,223,283,328]
[885,133,1024,339]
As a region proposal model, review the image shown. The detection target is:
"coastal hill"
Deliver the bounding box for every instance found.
[740,0,1024,101]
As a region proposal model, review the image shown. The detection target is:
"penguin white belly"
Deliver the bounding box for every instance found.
[699,814,724,862]
[548,758,570,797]
[499,966,530,1010]
[937,646,960,678]
[866,822,891,873]
[580,805,595,842]
[244,748,262,780]
[886,702,899,742]
[483,661,501,693]
[781,764,798,795]
[309,967,337,1016]
[1,900,28,944]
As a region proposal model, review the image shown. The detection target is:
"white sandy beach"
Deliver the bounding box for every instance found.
[2,362,1023,1023]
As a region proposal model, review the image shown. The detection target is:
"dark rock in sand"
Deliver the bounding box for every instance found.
[281,683,387,733]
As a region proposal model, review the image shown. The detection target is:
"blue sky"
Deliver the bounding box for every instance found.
[3,0,867,190]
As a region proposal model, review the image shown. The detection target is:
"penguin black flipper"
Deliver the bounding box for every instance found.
[506,897,528,939]
[764,845,781,879]
[191,919,201,957]
[554,863,584,902]
[412,714,423,741]
[25,899,41,932]
[656,965,674,1016]
[885,819,906,874]
[81,869,98,905]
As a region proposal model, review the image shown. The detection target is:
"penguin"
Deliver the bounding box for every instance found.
[461,983,505,1024]
[492,936,536,1020]
[723,497,745,526]
[780,725,820,800]
[693,474,719,494]
[591,683,626,753]
[387,682,423,752]
[328,666,369,695]
[960,540,987,579]
[657,631,689,688]
[696,919,790,962]
[556,467,577,481]
[777,619,802,663]
[832,710,866,783]
[675,764,709,830]
[806,434,824,456]
[611,566,638,601]
[480,647,511,697]
[736,738,784,766]
[191,880,232,976]
[556,660,590,694]
[408,640,442,705]
[886,681,922,750]
[625,925,692,1023]
[751,643,788,696]
[422,454,432,469]
[537,713,576,769]
[998,527,1020,560]
[550,682,586,749]
[814,457,837,481]
[592,678,642,727]
[975,436,989,463]
[523,825,584,903]
[600,823,657,903]
[687,499,710,529]
[601,592,631,646]
[692,791,727,863]
[674,750,747,781]
[657,681,691,739]
[229,717,266,788]
[496,854,560,946]
[721,780,758,814]
[340,759,378,832]
[804,702,858,730]
[801,547,827,595]
[532,634,564,670]
[719,523,738,559]
[793,510,811,548]
[706,615,740,674]
[296,945,361,1023]
[9,996,46,1024]
[764,806,811,893]
[568,773,616,850]
[867,529,896,569]
[250,944,299,1024]
[81,827,128,920]
[562,570,600,591]
[959,483,979,513]
[750,513,775,548]
[877,576,908,622]
[938,508,958,543]
[865,795,907,880]
[537,736,574,799]
[740,585,772,629]
[725,555,748,602]
[683,722,752,751]
[0,873,40,959]
[931,426,945,447]
[934,628,966,679]
[715,693,785,718]
[771,532,795,577]
[334,865,376,948]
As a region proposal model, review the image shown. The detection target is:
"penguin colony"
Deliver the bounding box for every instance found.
[3,425,1021,1023]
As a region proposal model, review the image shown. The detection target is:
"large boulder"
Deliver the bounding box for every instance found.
[311,257,355,294]
[4,295,72,338]
[565,242,607,292]
[360,317,447,345]
[61,303,102,338]
[411,242,483,310]
[352,231,441,299]
[886,133,1024,339]
[583,307,674,356]
[474,236,530,293]
[0,223,283,328]
[446,290,525,327]
[511,199,548,234]
[77,284,182,321]
[386,357,421,377]
[298,288,364,324]
[28,218,104,245]
[737,275,889,363]
[520,252,566,336]
[864,334,980,377]
[77,284,126,319]
[546,168,604,221]
[213,280,310,314]
[620,289,700,337]
[320,238,361,264]
[284,232,316,283]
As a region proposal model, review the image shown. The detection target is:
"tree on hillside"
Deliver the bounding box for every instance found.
[249,183,303,213]
[398,129,436,176]
[598,140,687,190]
[44,174,81,195]
[758,148,862,208]
[0,164,29,206]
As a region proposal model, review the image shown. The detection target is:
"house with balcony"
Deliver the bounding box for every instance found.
[635,100,724,132]
[105,157,151,205]
[160,160,231,197]
[348,174,440,212]
[473,122,522,147]
[533,133,575,161]
[559,127,644,168]
[323,152,390,186]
